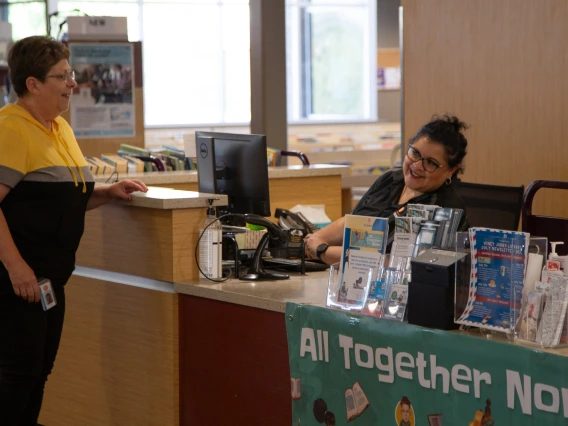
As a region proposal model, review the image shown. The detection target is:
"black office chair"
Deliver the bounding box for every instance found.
[280,150,310,166]
[522,180,568,256]
[456,181,524,230]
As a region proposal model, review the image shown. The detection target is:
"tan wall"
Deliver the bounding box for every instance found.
[402,0,568,217]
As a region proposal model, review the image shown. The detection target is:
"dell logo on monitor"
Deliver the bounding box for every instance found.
[200,143,209,158]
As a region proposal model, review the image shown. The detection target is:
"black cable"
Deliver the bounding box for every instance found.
[105,171,119,184]
[194,213,234,283]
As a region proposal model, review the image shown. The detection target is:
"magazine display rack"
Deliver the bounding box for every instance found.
[454,229,530,340]
[513,237,568,348]
[452,229,567,347]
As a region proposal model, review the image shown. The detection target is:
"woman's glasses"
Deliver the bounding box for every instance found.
[45,71,76,83]
[406,145,444,173]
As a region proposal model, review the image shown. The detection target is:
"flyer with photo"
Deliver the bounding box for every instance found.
[337,215,388,306]
[69,43,135,138]
[456,228,529,332]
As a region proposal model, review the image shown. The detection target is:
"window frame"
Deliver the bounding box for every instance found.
[286,0,377,125]
[34,0,378,127]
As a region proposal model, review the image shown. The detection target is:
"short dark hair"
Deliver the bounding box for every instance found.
[409,114,469,176]
[400,395,412,407]
[8,36,70,97]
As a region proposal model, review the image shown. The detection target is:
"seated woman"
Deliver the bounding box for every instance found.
[305,114,470,264]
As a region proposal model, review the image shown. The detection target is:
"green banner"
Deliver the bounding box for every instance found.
[286,303,568,426]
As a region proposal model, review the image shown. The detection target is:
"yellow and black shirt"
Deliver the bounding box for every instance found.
[0,103,95,289]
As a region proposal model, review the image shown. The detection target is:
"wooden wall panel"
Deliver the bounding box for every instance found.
[39,276,178,426]
[402,0,568,218]
[77,204,207,282]
[77,205,176,281]
[269,175,343,221]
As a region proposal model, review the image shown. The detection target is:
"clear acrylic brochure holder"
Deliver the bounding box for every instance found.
[358,244,413,321]
[326,263,373,312]
[454,230,528,341]
[514,236,568,348]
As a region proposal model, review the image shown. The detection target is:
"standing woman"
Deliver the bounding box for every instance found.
[0,36,147,425]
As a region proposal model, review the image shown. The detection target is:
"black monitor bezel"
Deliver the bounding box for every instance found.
[195,131,271,217]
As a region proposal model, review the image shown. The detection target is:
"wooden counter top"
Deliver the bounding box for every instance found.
[94,164,349,185]
[174,272,568,357]
[115,187,228,210]
[174,271,329,313]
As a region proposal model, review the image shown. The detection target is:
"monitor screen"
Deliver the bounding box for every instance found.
[196,131,271,217]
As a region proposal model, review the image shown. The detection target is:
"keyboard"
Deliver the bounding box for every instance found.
[262,257,329,272]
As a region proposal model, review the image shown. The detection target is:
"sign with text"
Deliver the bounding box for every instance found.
[286,303,568,425]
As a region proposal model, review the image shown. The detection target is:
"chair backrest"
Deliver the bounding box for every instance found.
[522,180,568,256]
[456,181,524,231]
[280,150,310,166]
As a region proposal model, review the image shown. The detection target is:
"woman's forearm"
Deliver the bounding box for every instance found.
[319,246,342,265]
[86,186,111,210]
[312,217,345,246]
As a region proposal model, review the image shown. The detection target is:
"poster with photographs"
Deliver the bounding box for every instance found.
[69,43,135,138]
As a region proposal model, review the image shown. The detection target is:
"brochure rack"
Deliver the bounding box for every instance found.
[454,229,529,340]
[453,229,568,348]
[326,264,373,312]
[513,237,568,348]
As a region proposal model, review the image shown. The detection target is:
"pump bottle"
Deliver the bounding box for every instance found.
[548,241,566,270]
[198,199,222,279]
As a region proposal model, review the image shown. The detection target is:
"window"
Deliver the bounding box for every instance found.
[56,0,250,127]
[286,0,377,123]
[4,1,47,40]
[12,0,376,126]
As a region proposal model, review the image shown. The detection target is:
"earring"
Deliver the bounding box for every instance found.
[446,177,452,185]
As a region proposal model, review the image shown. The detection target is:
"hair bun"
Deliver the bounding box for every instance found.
[438,114,469,134]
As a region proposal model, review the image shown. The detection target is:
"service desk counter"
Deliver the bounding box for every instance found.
[173,274,568,425]
[95,164,349,221]
[39,185,568,425]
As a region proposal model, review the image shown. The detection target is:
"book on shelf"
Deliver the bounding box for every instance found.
[345,381,370,422]
[86,156,112,174]
[119,143,150,157]
[100,154,128,174]
[121,155,145,173]
[85,158,99,175]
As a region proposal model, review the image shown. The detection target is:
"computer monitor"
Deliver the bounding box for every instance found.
[195,131,271,217]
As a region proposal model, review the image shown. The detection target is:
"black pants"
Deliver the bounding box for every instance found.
[0,286,65,426]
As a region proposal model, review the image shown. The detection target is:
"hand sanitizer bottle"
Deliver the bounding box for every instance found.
[548,241,565,271]
[198,199,222,279]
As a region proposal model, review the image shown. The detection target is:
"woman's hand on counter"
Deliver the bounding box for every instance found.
[107,180,148,201]
[87,180,148,210]
[304,233,326,260]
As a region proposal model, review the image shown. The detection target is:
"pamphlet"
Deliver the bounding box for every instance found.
[392,216,418,258]
[336,215,388,306]
[406,204,438,221]
[456,228,529,332]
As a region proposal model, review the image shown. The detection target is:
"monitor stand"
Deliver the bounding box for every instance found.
[240,233,289,281]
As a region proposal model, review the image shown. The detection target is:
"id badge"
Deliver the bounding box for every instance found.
[38,278,57,311]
